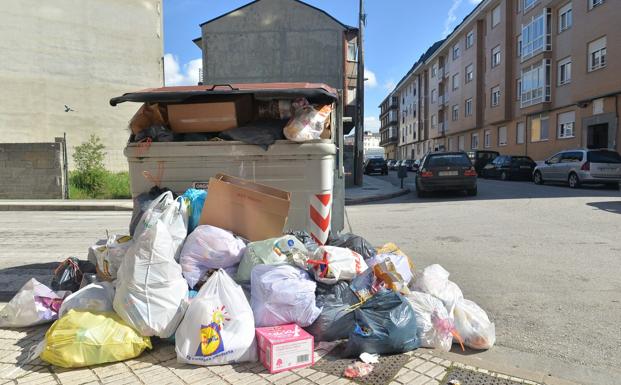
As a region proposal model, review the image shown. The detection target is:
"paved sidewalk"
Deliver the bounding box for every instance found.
[0,200,132,211]
[345,176,410,205]
[0,324,578,385]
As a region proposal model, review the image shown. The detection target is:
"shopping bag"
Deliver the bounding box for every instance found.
[453,299,495,350]
[405,291,461,352]
[176,269,257,365]
[237,235,308,282]
[58,282,115,317]
[306,246,367,284]
[250,264,321,327]
[51,257,96,293]
[89,234,133,281]
[179,225,246,289]
[0,278,68,328]
[182,188,207,234]
[412,264,463,316]
[40,310,151,368]
[326,232,376,261]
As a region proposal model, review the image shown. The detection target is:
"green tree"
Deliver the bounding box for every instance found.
[71,134,107,196]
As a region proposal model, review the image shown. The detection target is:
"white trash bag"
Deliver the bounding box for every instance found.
[367,253,415,286]
[176,269,257,365]
[114,192,190,338]
[453,299,495,350]
[179,225,246,289]
[412,264,463,316]
[59,282,115,317]
[251,264,321,327]
[306,246,367,285]
[0,278,68,328]
[405,291,462,352]
[89,234,133,281]
[283,98,332,142]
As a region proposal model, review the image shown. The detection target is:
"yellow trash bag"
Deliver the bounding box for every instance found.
[40,310,151,368]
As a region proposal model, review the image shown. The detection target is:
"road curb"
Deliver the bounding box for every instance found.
[0,204,132,211]
[345,188,411,205]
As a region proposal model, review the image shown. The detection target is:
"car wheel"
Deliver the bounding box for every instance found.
[500,171,508,181]
[533,171,543,185]
[568,172,580,188]
[466,186,478,196]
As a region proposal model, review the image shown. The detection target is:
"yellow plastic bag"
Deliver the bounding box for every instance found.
[41,310,151,368]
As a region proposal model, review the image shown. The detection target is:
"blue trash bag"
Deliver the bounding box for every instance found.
[182,188,207,234]
[344,289,420,357]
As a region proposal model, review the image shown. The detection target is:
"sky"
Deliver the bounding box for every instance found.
[163,0,483,132]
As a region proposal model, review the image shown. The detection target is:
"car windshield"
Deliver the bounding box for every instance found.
[427,154,471,168]
[368,159,385,165]
[588,151,621,164]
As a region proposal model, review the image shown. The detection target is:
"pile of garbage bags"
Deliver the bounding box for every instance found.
[0,189,495,371]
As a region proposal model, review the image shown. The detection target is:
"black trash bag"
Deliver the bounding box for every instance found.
[219,119,286,150]
[51,257,97,293]
[285,230,319,253]
[176,132,219,142]
[343,289,420,357]
[79,273,99,289]
[133,125,174,143]
[304,281,359,342]
[129,186,178,236]
[326,232,376,261]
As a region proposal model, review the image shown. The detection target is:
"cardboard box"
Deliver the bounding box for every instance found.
[129,103,167,135]
[256,324,314,374]
[199,174,291,241]
[167,95,253,133]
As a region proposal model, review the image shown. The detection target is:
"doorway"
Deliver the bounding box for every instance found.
[587,123,609,149]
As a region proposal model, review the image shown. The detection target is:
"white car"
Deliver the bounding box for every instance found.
[533,149,621,189]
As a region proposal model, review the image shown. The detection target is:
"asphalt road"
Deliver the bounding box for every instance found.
[0,177,620,384]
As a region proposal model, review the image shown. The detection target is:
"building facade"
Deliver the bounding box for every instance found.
[381,0,620,162]
[379,94,399,159]
[0,0,164,171]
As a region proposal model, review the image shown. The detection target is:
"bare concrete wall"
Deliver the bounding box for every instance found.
[200,0,346,90]
[0,0,163,172]
[0,143,64,199]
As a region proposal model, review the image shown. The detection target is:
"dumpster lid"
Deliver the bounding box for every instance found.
[110,82,338,106]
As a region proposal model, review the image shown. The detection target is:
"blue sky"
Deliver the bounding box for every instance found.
[163,0,482,131]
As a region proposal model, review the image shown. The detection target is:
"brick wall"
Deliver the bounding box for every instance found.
[0,142,65,199]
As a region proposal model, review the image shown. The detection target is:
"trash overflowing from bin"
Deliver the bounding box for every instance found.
[0,174,496,378]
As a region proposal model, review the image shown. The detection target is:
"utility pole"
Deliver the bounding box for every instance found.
[354,0,365,186]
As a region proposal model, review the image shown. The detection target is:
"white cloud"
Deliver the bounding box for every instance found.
[469,0,483,4]
[384,80,397,92]
[443,0,463,37]
[364,116,380,132]
[164,53,202,86]
[364,69,378,88]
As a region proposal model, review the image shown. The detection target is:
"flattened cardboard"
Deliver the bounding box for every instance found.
[129,103,166,135]
[199,174,291,241]
[167,95,253,133]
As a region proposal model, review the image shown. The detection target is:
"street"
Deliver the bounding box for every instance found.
[1,178,620,384]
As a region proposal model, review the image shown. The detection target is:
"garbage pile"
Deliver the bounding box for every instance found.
[0,175,495,376]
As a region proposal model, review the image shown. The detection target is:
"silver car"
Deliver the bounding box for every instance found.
[533,149,621,189]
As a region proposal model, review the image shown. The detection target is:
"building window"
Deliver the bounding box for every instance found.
[593,98,604,114]
[452,73,459,90]
[517,78,522,100]
[347,41,358,62]
[588,36,607,72]
[465,98,473,116]
[521,59,551,107]
[465,64,474,83]
[491,86,501,107]
[517,35,522,57]
[458,135,465,150]
[530,113,549,142]
[516,122,525,144]
[492,5,501,27]
[558,111,575,138]
[431,89,437,103]
[558,3,572,32]
[452,105,459,121]
[498,126,508,146]
[432,64,437,78]
[558,57,571,86]
[491,46,501,68]
[524,0,538,12]
[466,31,474,49]
[453,44,461,60]
[471,133,479,149]
[521,9,551,61]
[431,114,437,128]
[484,130,492,148]
[589,0,605,10]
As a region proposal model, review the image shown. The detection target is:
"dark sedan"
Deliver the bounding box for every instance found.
[481,155,536,180]
[364,158,388,175]
[415,152,478,197]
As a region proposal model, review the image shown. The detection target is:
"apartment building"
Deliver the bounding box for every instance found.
[379,94,399,159]
[381,0,621,161]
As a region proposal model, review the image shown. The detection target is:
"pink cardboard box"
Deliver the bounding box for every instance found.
[255,324,314,373]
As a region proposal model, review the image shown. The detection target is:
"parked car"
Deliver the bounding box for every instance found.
[467,150,499,174]
[364,158,388,175]
[415,152,478,197]
[394,160,403,169]
[481,155,536,180]
[387,159,397,170]
[402,159,417,172]
[533,149,621,189]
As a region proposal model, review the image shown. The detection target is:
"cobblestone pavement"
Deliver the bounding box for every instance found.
[0,325,552,385]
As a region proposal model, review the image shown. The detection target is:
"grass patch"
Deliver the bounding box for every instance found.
[69,171,131,199]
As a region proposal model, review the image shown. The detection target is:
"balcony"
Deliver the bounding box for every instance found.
[438,122,446,135]
[438,66,446,78]
[380,135,399,147]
